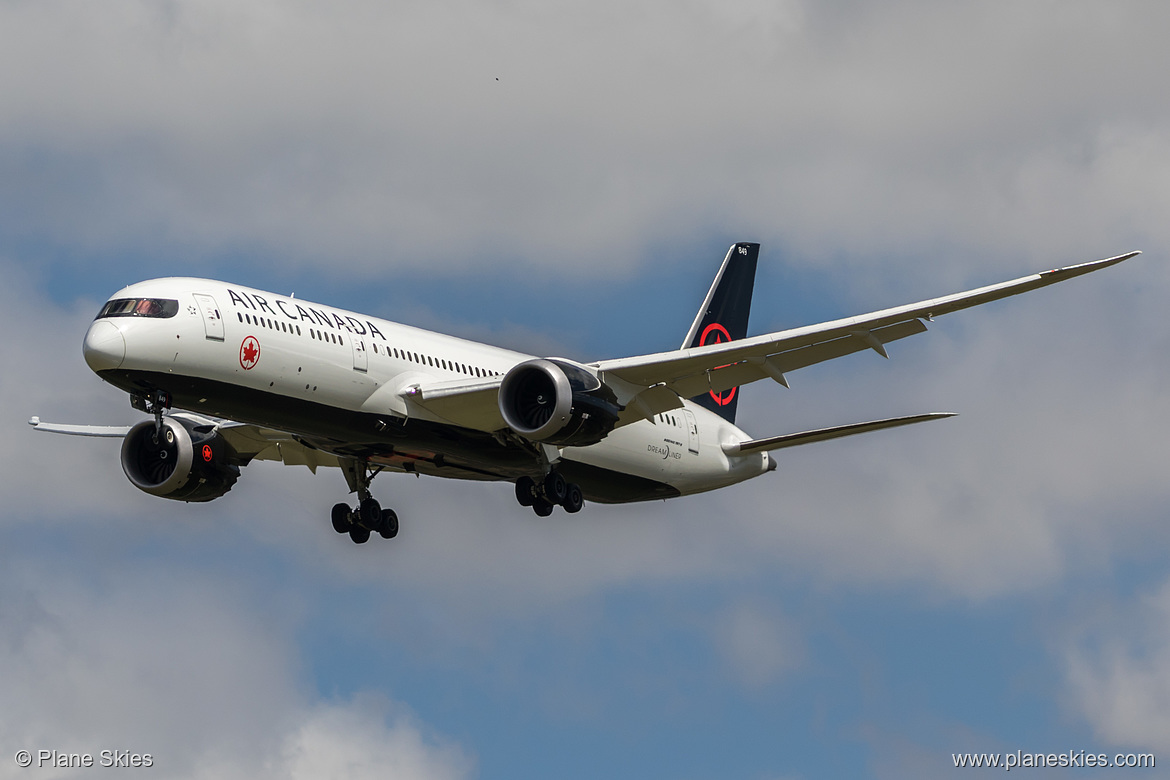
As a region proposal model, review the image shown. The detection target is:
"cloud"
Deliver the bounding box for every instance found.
[274,697,473,780]
[1064,578,1170,753]
[0,546,472,780]
[0,259,144,520]
[1,0,1167,278]
[713,602,804,689]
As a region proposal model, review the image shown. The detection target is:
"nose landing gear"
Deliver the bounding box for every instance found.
[515,472,584,516]
[130,389,172,443]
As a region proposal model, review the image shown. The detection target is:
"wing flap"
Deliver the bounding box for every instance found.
[667,319,929,399]
[213,420,341,471]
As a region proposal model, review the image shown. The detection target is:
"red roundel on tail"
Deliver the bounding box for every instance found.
[699,323,737,406]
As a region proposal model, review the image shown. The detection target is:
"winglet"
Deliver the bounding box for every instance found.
[1039,251,1141,278]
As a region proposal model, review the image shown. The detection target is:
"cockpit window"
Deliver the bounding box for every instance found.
[96,298,179,320]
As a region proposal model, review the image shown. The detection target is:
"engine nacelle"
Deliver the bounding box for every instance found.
[498,358,622,447]
[120,417,240,503]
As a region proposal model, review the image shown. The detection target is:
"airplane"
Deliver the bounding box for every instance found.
[31,243,1138,544]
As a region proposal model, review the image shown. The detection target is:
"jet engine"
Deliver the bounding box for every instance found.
[498,359,622,447]
[120,417,240,502]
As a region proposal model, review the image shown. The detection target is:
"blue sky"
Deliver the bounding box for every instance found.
[3,2,1170,778]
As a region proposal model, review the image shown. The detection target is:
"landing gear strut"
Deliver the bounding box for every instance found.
[331,459,399,544]
[515,471,584,516]
[131,389,172,443]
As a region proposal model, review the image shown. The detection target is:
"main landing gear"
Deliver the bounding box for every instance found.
[515,471,584,517]
[331,460,399,544]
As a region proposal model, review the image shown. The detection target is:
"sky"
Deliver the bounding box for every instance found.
[2,1,1169,778]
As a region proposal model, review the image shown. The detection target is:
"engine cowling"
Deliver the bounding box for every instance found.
[120,417,240,502]
[498,359,621,447]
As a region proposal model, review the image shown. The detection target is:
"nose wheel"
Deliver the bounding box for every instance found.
[515,472,585,516]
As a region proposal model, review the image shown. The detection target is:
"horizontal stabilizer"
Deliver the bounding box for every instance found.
[722,412,956,456]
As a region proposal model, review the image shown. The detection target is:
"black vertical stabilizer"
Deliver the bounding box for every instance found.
[682,242,759,423]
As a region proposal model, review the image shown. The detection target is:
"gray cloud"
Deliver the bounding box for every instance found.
[0,555,473,780]
[712,602,804,689]
[1,0,1166,277]
[1065,577,1170,753]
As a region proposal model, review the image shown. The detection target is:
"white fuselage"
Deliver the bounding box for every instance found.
[83,278,771,503]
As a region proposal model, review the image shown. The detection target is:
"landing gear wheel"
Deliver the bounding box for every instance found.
[349,526,371,544]
[331,503,353,533]
[515,476,536,507]
[379,508,399,539]
[359,497,382,529]
[532,499,554,517]
[562,482,584,514]
[542,471,567,504]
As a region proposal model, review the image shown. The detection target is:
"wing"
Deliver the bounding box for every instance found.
[213,419,341,472]
[29,417,131,437]
[372,251,1138,432]
[395,377,506,431]
[30,413,340,473]
[594,252,1139,413]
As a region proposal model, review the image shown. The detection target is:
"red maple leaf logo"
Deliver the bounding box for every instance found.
[240,336,260,369]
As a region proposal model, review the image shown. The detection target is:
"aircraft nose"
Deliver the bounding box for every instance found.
[83,320,126,371]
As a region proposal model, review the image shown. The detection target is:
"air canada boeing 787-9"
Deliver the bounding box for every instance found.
[32,244,1138,543]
